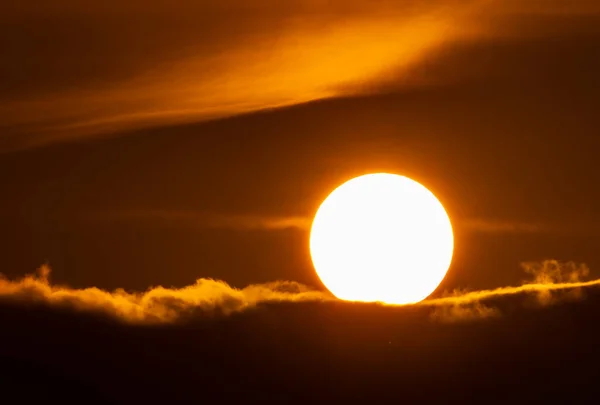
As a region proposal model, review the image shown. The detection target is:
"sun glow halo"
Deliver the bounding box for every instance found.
[309,173,454,305]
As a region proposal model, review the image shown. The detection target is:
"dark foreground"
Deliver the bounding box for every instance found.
[2,289,600,404]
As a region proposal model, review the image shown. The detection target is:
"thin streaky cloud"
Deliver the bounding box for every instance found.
[425,278,599,307]
[459,219,544,233]
[0,0,480,151]
[7,0,597,149]
[95,210,573,235]
[98,210,313,231]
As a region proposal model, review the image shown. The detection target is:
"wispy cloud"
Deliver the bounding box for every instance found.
[427,269,597,307]
[426,261,596,322]
[429,301,499,323]
[4,0,597,150]
[459,219,595,235]
[0,260,596,324]
[0,0,483,150]
[96,210,581,236]
[459,219,545,233]
[98,210,313,231]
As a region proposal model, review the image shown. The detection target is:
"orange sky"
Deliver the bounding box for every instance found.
[1,0,599,294]
[2,0,598,150]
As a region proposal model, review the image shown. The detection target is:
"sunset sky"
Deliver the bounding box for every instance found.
[2,1,600,403]
[2,0,599,295]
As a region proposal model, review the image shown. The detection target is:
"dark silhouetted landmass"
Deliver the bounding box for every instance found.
[2,287,600,404]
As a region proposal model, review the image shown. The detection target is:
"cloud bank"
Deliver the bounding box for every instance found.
[0,266,331,323]
[1,260,597,324]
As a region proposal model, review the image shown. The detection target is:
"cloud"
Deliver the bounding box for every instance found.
[459,219,544,233]
[427,262,598,307]
[426,261,598,322]
[457,220,594,235]
[520,260,590,284]
[429,300,499,323]
[520,260,590,306]
[2,0,598,150]
[0,265,331,324]
[95,210,585,236]
[0,0,480,150]
[1,260,598,324]
[97,210,313,231]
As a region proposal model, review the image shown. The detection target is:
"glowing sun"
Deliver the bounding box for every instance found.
[309,173,454,305]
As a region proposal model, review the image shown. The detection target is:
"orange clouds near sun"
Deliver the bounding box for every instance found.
[0,260,598,324]
[0,0,482,150]
[2,0,596,150]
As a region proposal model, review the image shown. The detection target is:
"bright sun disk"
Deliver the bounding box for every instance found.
[309,173,454,305]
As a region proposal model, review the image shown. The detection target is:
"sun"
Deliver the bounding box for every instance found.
[309,173,454,305]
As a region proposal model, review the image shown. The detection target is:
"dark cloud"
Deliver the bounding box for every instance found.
[3,284,600,405]
[2,260,599,404]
